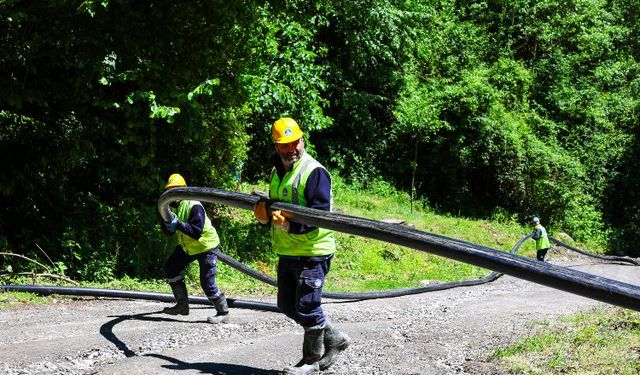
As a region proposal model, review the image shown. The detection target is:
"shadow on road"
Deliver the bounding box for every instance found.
[145,353,281,375]
[100,310,208,357]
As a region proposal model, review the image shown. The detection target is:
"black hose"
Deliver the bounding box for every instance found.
[3,191,634,312]
[158,187,640,312]
[550,237,640,265]
[0,221,633,312]
[0,234,530,314]
[0,285,279,312]
[0,235,528,312]
[216,233,531,300]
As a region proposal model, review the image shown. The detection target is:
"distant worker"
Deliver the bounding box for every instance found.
[161,173,229,324]
[531,216,550,261]
[253,117,350,375]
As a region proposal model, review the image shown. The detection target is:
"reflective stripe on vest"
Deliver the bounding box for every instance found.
[269,153,335,256]
[171,200,220,255]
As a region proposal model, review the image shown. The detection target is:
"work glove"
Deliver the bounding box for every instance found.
[166,214,179,234]
[272,210,290,232]
[253,201,270,225]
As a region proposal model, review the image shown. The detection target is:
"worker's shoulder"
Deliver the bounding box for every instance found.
[187,200,206,208]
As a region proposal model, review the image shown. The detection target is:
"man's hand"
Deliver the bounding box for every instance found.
[253,201,270,225]
[166,214,179,234]
[272,210,290,232]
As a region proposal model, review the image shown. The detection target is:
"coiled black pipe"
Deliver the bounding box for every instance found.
[158,187,640,312]
[0,285,279,312]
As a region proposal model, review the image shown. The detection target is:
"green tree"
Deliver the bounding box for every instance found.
[387,0,638,249]
[313,0,419,182]
[0,0,258,279]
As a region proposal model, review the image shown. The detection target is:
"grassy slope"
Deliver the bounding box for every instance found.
[203,177,546,296]
[327,177,535,291]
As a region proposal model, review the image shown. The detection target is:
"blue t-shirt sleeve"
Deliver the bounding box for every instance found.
[177,203,205,239]
[289,167,331,234]
[532,228,542,240]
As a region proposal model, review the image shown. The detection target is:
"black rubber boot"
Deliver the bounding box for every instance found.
[207,295,229,324]
[318,318,350,370]
[163,282,189,315]
[283,327,324,375]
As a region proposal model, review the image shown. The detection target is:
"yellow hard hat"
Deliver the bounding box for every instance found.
[165,173,187,189]
[272,117,303,144]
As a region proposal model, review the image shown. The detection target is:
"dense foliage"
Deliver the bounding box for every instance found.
[1,0,638,281]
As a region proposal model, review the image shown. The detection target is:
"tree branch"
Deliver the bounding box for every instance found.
[0,272,80,286]
[0,252,51,272]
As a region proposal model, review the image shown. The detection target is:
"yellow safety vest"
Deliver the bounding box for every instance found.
[534,224,550,250]
[171,200,220,255]
[269,153,335,256]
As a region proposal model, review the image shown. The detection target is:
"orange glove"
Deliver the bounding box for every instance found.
[272,210,290,232]
[253,201,269,224]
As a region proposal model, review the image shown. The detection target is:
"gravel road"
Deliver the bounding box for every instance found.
[1,253,638,375]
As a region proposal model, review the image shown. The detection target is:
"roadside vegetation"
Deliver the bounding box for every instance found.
[0,291,51,308]
[0,177,594,298]
[493,306,640,375]
[0,177,525,295]
[2,2,640,288]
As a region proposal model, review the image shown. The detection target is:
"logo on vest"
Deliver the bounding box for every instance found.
[283,188,288,197]
[313,279,322,288]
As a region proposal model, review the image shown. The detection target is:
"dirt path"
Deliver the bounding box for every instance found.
[1,257,638,375]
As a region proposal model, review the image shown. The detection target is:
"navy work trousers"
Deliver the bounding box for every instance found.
[277,256,331,329]
[536,247,549,261]
[163,246,223,301]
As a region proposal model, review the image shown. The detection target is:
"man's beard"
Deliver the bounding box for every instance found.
[279,149,304,169]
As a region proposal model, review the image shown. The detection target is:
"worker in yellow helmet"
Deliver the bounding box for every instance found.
[162,173,229,324]
[253,118,350,374]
